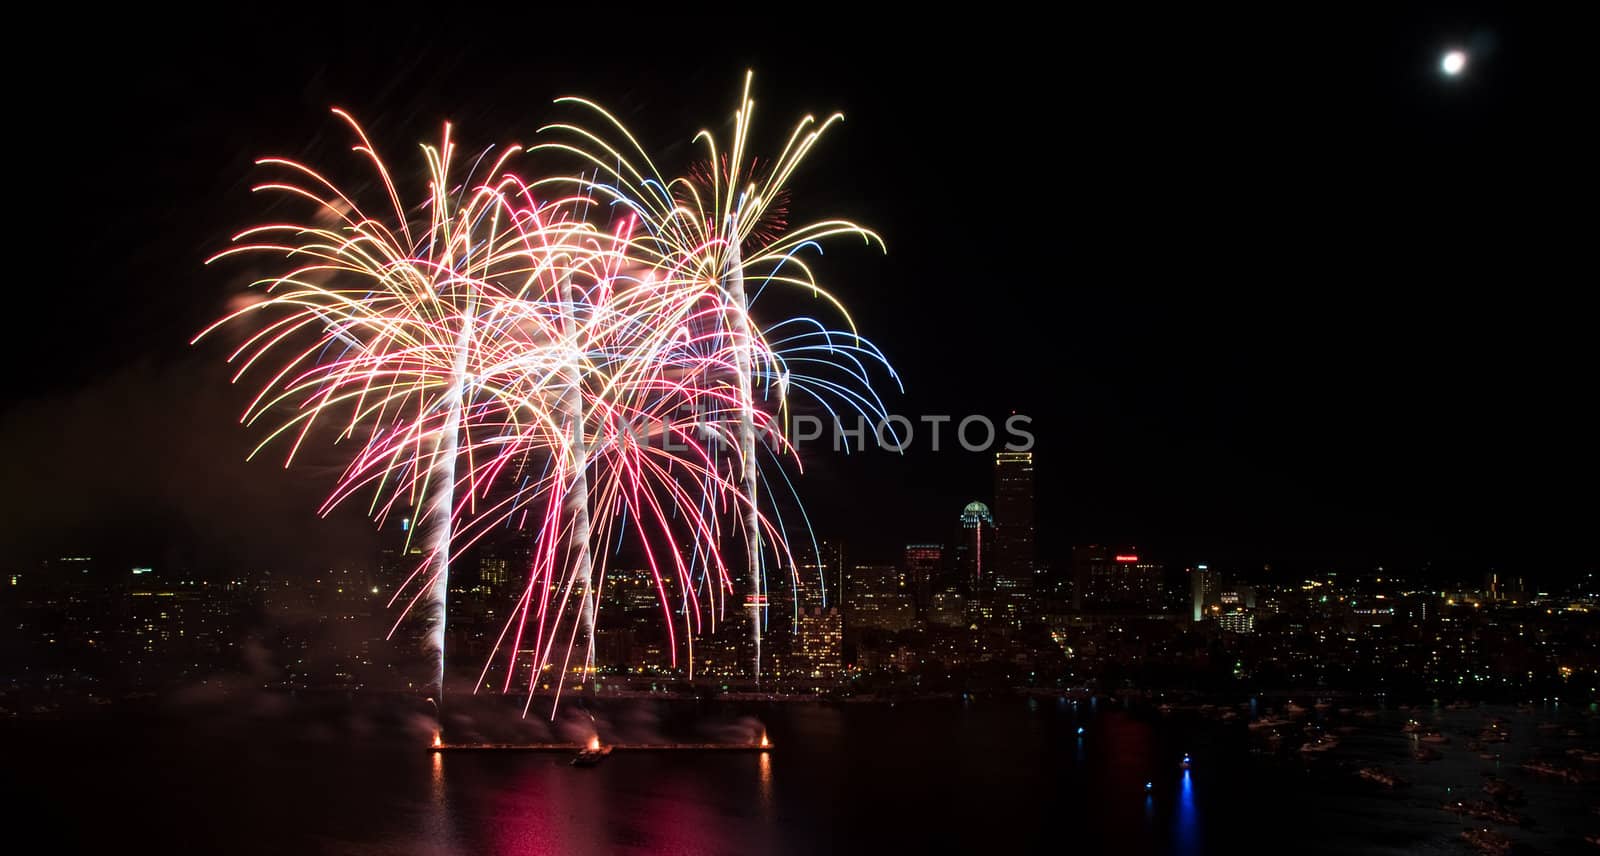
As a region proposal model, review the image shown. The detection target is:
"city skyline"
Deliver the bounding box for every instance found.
[12,441,1586,588]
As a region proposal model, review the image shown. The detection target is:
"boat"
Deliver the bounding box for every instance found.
[1178,753,1192,770]
[1419,731,1450,745]
[1446,700,1476,711]
[1402,719,1424,734]
[1300,735,1340,755]
[571,741,613,767]
[1356,766,1408,788]
[1249,716,1292,731]
[1521,760,1583,783]
[1564,749,1600,763]
[1285,701,1309,716]
[1413,746,1442,762]
[1460,827,1513,854]
[571,746,613,767]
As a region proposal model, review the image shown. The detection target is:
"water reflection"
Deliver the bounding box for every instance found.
[1174,769,1199,856]
[20,699,1597,856]
[759,751,773,810]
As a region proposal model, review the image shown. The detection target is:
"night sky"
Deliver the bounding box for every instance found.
[4,7,1594,581]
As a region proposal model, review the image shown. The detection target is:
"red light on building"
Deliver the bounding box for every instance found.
[1115,555,1139,563]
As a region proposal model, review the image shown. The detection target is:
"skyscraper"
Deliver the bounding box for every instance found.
[1072,545,1165,612]
[796,540,845,610]
[956,501,994,587]
[993,452,1035,578]
[1190,564,1218,621]
[992,451,1035,623]
[902,544,943,614]
[786,607,842,683]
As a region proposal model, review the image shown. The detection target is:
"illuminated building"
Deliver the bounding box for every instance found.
[1072,545,1164,611]
[605,567,662,613]
[1485,572,1527,604]
[1216,586,1255,610]
[956,501,994,587]
[992,452,1035,623]
[477,556,509,594]
[795,540,845,609]
[787,607,842,681]
[926,589,967,627]
[902,544,943,614]
[844,564,915,632]
[699,611,754,678]
[1216,610,1255,634]
[1190,564,1217,621]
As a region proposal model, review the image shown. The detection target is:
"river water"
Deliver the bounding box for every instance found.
[8,696,1596,854]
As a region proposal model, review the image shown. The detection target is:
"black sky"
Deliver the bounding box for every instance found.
[3,6,1594,581]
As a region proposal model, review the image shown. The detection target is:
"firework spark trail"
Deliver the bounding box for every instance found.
[201,83,896,714]
[196,112,593,699]
[534,71,900,680]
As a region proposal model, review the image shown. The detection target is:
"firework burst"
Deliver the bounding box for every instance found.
[200,77,897,713]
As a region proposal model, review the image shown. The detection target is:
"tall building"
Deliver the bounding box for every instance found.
[843,564,915,632]
[796,540,845,609]
[1072,545,1165,612]
[956,501,994,588]
[993,452,1035,579]
[786,607,842,682]
[902,544,943,614]
[477,556,510,594]
[1190,564,1218,621]
[992,452,1035,625]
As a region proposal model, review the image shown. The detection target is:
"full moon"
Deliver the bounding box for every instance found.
[1441,50,1467,76]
